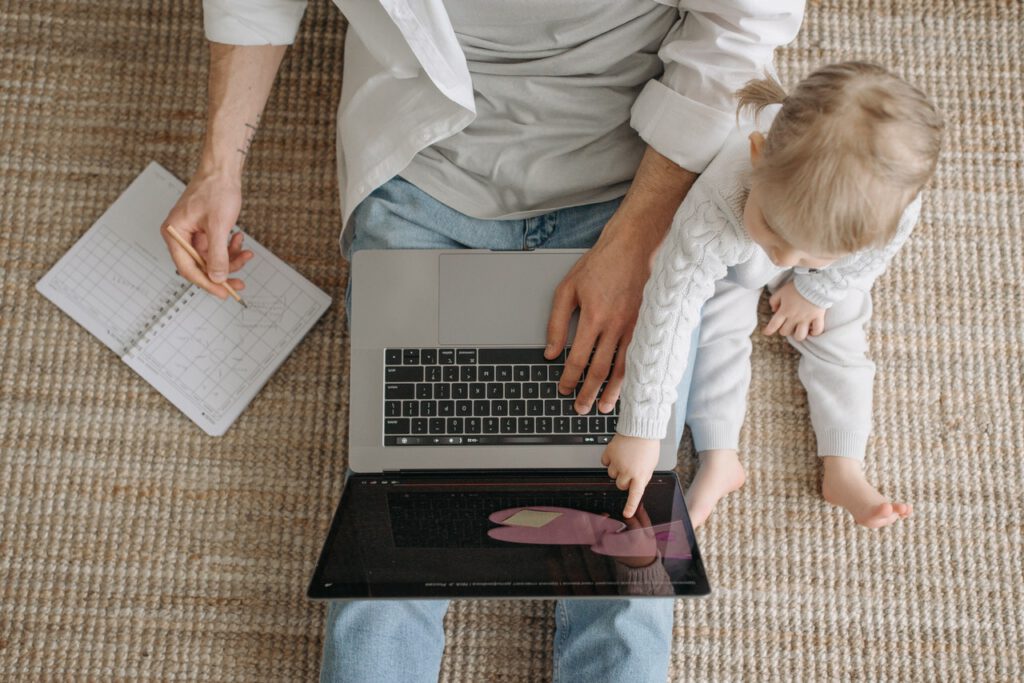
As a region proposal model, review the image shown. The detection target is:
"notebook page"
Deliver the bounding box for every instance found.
[36,162,188,356]
[123,236,331,436]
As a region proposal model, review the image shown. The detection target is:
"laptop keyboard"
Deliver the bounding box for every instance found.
[383,347,619,446]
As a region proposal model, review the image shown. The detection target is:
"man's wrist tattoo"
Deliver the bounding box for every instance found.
[237,115,261,158]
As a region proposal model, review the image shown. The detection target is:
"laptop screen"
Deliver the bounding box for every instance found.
[308,471,710,599]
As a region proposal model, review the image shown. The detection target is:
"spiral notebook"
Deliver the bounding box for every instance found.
[36,162,332,436]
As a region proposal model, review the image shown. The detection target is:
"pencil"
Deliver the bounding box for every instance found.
[165,224,247,308]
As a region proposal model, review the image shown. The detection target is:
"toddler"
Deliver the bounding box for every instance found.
[602,62,943,529]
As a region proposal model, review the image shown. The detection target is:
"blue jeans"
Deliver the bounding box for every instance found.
[323,177,699,683]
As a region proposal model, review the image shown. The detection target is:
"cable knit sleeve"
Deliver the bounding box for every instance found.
[792,195,922,309]
[616,183,753,440]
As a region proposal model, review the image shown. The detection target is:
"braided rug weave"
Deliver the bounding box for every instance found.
[1,1,1021,680]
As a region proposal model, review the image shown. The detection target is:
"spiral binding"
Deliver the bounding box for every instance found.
[122,283,196,357]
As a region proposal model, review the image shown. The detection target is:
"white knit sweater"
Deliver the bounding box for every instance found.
[616,127,920,441]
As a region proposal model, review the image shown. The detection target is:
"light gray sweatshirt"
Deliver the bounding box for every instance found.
[616,126,920,456]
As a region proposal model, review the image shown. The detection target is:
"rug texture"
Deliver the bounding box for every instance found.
[1,1,1021,681]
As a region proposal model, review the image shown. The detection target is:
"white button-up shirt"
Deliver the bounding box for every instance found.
[203,0,805,248]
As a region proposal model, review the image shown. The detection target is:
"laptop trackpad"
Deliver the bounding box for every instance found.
[439,252,580,345]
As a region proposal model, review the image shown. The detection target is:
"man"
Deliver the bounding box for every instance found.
[161,1,804,680]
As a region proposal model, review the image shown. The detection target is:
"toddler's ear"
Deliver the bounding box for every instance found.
[748,132,766,165]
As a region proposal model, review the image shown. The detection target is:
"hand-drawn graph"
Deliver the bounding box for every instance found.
[133,249,324,421]
[41,223,187,356]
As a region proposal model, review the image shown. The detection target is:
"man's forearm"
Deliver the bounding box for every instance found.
[601,146,698,255]
[199,42,288,179]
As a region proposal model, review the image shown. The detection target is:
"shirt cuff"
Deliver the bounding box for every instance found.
[203,0,307,45]
[615,405,668,441]
[793,275,839,310]
[630,79,737,175]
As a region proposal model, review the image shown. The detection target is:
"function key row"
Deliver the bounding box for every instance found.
[386,347,567,366]
[385,364,565,384]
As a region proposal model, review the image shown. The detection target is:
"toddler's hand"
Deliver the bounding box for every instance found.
[763,280,826,341]
[600,435,660,518]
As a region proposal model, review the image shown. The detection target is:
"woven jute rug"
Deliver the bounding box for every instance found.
[1,1,1021,680]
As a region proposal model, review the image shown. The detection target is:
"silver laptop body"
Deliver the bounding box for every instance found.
[348,249,678,473]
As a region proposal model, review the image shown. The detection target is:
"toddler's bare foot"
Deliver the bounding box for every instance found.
[821,456,912,529]
[684,449,746,529]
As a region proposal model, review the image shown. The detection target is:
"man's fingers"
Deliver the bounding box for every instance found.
[546,283,577,360]
[559,324,597,396]
[763,312,785,336]
[623,478,648,519]
[227,250,254,273]
[205,224,233,283]
[600,345,627,413]
[575,334,617,414]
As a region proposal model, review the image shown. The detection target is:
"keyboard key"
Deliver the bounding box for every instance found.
[501,417,518,433]
[429,418,445,434]
[456,349,477,364]
[505,383,521,399]
[491,401,508,416]
[527,400,544,416]
[384,418,410,434]
[487,384,503,399]
[531,366,547,381]
[460,366,476,382]
[571,417,589,433]
[447,417,463,434]
[483,418,500,433]
[439,401,455,417]
[443,366,459,382]
[548,365,563,381]
[385,349,402,365]
[510,400,526,416]
[479,366,495,381]
[421,349,437,365]
[470,383,486,399]
[439,349,456,365]
[421,401,437,417]
[466,417,481,434]
[537,417,552,433]
[402,349,419,365]
[426,366,442,382]
[416,384,432,400]
[544,399,561,416]
[540,382,557,398]
[562,399,576,415]
[434,384,450,399]
[514,366,530,381]
[385,401,401,417]
[554,417,571,433]
[456,400,472,417]
[496,366,513,382]
[385,384,414,400]
[518,417,535,433]
[412,418,428,434]
[473,400,490,416]
[589,416,605,433]
[452,383,468,399]
[523,383,539,398]
[402,401,419,417]
[607,416,617,433]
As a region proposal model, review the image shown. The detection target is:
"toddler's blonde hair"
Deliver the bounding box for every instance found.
[736,62,943,255]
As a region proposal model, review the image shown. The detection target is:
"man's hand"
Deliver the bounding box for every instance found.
[160,170,252,299]
[546,230,650,414]
[545,147,697,415]
[763,280,827,341]
[601,434,661,518]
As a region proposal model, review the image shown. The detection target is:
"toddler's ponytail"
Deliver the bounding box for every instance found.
[735,74,787,118]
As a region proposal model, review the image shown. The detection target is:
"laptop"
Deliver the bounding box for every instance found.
[308,249,710,599]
